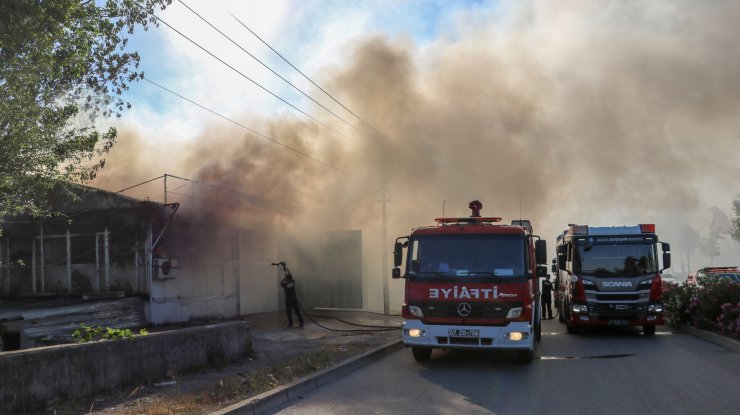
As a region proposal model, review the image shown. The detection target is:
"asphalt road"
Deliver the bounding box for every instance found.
[269,319,740,415]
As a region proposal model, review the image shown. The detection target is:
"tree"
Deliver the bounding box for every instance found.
[732,196,740,242]
[0,0,171,221]
[699,230,722,266]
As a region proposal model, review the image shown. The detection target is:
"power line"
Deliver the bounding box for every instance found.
[230,12,382,136]
[137,4,353,142]
[178,0,359,132]
[143,78,352,176]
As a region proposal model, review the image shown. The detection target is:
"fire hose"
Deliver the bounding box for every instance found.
[272,262,400,332]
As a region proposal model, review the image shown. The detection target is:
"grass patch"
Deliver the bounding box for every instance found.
[53,344,368,414]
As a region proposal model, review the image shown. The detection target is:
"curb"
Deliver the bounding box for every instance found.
[210,339,404,415]
[676,324,740,354]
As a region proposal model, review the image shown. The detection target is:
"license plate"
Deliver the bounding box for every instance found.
[608,320,628,326]
[448,329,480,338]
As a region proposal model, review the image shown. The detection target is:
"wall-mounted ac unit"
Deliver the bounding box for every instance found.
[153,258,178,279]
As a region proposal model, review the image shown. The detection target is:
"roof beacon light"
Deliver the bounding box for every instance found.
[640,224,656,233]
[469,200,483,217]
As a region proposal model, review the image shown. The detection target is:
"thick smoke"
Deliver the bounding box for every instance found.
[95,1,740,293]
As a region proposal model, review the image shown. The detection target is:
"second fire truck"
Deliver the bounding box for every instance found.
[553,224,671,335]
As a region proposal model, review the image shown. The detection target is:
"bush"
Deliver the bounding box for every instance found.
[663,279,740,339]
[72,324,149,342]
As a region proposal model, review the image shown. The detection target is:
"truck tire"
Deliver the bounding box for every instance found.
[643,325,656,336]
[411,347,432,362]
[516,349,534,364]
[566,323,579,334]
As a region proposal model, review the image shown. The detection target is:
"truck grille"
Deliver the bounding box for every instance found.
[411,301,522,319]
[595,294,640,302]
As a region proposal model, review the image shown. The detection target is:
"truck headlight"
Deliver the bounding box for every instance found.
[505,332,528,341]
[648,304,664,313]
[406,328,425,338]
[571,304,588,314]
[506,307,522,318]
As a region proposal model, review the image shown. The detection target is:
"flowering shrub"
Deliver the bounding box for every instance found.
[663,278,740,339]
[716,302,740,338]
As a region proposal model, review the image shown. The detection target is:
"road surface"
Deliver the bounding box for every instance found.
[270,319,740,415]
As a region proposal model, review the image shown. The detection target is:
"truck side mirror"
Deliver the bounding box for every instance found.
[393,242,403,267]
[551,264,557,274]
[536,265,547,278]
[535,240,547,265]
[661,242,671,270]
[392,267,401,279]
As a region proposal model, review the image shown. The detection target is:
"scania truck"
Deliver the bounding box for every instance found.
[391,201,548,363]
[553,224,671,335]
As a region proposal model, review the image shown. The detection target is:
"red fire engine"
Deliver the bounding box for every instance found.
[553,224,671,335]
[392,201,548,363]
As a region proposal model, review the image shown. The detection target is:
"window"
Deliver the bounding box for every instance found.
[408,234,526,278]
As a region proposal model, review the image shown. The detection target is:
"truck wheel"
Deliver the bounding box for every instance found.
[643,325,656,336]
[566,323,579,334]
[516,349,534,364]
[411,347,432,362]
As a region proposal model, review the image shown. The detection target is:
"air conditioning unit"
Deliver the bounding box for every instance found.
[153,258,178,279]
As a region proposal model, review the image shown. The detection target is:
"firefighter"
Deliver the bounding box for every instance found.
[541,274,554,320]
[280,268,304,328]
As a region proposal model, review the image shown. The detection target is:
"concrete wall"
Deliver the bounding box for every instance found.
[0,321,250,413]
[150,262,239,324]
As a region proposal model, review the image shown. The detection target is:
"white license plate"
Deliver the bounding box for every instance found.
[608,320,629,326]
[448,329,480,338]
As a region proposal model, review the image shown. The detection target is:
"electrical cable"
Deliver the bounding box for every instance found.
[179,0,359,132]
[137,4,353,142]
[229,12,382,136]
[143,78,352,176]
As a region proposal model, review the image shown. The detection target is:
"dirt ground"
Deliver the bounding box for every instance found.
[51,310,402,415]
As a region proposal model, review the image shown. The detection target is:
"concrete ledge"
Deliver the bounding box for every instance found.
[0,321,250,413]
[677,324,740,353]
[211,339,403,415]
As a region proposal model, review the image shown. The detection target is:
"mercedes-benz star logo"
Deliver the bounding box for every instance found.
[457,302,472,317]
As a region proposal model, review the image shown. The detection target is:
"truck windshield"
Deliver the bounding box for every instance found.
[407,234,526,278]
[575,243,656,276]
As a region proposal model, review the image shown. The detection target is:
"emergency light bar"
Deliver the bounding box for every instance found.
[435,217,502,224]
[568,224,657,235]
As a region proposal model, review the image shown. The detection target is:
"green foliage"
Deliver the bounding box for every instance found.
[0,0,171,220]
[72,323,149,342]
[732,197,740,242]
[663,279,740,338]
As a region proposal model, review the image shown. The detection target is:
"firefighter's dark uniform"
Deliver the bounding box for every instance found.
[280,274,304,327]
[542,276,554,320]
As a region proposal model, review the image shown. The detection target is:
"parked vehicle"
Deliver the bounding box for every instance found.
[687,271,698,285]
[692,267,740,285]
[661,274,678,285]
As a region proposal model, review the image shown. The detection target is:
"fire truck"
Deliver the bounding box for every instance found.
[391,201,548,363]
[553,224,671,335]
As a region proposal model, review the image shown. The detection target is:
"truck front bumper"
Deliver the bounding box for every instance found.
[402,319,534,351]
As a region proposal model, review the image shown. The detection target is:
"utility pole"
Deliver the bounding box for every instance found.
[381,179,389,315]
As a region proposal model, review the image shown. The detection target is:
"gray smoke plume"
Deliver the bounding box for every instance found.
[94,1,740,298]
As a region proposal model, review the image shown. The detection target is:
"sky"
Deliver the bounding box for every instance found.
[92,0,740,289]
